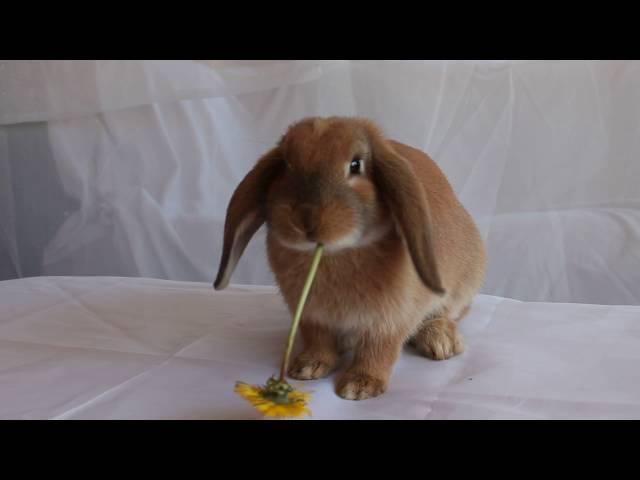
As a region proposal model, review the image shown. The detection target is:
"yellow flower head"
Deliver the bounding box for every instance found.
[232,244,323,419]
[235,377,312,418]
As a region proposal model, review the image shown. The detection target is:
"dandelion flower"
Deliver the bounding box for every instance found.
[234,244,324,418]
[235,377,311,418]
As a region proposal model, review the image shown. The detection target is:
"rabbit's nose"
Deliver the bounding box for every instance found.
[305,226,318,241]
[299,205,318,240]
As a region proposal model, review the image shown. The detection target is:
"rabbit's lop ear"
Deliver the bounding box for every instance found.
[369,136,445,295]
[214,147,283,290]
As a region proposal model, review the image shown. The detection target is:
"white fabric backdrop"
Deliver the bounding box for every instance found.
[1,60,639,304]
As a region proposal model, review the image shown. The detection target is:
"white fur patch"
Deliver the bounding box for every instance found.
[324,229,362,252]
[358,221,393,247]
[273,234,317,252]
[273,220,392,253]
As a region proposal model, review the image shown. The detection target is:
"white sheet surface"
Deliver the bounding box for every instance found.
[2,276,639,420]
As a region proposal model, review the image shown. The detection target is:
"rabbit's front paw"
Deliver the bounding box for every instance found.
[336,372,387,400]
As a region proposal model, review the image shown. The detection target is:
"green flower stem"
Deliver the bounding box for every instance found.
[279,243,324,382]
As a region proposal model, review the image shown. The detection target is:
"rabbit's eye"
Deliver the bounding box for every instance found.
[350,157,363,175]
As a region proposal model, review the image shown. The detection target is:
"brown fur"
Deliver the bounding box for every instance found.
[288,322,339,380]
[409,317,464,360]
[214,117,486,400]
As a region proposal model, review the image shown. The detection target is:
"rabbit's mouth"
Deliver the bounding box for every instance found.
[272,228,361,253]
[271,220,392,253]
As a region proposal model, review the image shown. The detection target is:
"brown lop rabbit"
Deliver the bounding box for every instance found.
[214,117,485,400]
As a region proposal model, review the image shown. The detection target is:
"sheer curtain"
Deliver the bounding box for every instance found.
[1,60,639,305]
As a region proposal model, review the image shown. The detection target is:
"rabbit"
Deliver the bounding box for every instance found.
[214,116,486,400]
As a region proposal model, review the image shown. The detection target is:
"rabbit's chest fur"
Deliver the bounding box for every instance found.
[267,230,447,339]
